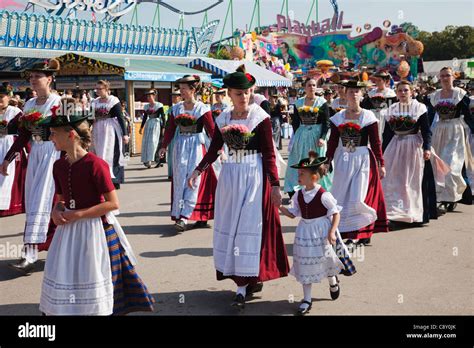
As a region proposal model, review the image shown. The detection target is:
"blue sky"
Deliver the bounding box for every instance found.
[5,0,474,37]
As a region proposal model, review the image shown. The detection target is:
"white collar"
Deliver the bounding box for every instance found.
[216,103,269,132]
[430,87,467,106]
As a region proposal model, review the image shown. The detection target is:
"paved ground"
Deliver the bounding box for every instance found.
[0,139,473,316]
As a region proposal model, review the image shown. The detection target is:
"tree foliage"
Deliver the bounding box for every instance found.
[418,25,474,61]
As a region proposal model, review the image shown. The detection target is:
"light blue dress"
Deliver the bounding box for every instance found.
[140,102,163,163]
[284,97,333,192]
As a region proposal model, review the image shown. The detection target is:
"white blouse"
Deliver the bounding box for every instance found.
[288,185,342,218]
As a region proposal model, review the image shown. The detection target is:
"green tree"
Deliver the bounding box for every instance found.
[418,25,474,61]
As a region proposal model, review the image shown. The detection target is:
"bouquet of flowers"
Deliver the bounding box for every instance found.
[338,122,361,152]
[145,107,157,115]
[370,95,387,109]
[338,122,361,136]
[94,106,109,119]
[298,105,319,123]
[19,109,44,130]
[174,113,197,127]
[0,119,8,137]
[298,105,320,119]
[388,115,417,132]
[435,101,456,119]
[212,109,222,119]
[220,124,254,150]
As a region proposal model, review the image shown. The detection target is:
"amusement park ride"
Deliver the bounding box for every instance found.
[21,0,338,38]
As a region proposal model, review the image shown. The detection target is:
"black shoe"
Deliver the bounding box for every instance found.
[8,258,36,275]
[113,183,121,190]
[357,238,371,246]
[144,162,152,168]
[174,220,186,232]
[437,203,447,216]
[231,294,245,309]
[246,282,263,298]
[330,276,340,300]
[193,221,210,229]
[446,203,457,212]
[154,162,164,168]
[345,239,355,253]
[296,300,312,315]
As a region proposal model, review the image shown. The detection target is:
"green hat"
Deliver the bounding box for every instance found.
[0,86,9,96]
[214,88,227,95]
[340,80,370,89]
[291,153,328,169]
[22,58,60,80]
[144,89,157,95]
[223,68,256,90]
[40,99,90,128]
[372,71,391,79]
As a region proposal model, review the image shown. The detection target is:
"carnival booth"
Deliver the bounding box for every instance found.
[186,57,293,87]
[0,52,211,155]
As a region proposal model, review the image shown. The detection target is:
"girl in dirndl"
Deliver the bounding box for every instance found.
[1,59,62,275]
[326,80,389,248]
[284,78,332,196]
[0,86,26,217]
[40,106,154,315]
[91,80,129,189]
[382,80,449,225]
[158,75,218,232]
[280,152,354,315]
[426,67,473,212]
[361,71,397,137]
[139,89,165,168]
[188,69,289,311]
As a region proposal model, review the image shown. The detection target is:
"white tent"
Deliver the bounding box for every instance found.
[186,57,293,87]
[423,58,473,77]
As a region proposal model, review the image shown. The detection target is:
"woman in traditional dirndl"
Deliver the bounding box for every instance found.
[381,80,449,225]
[1,59,62,274]
[158,75,218,231]
[166,90,182,180]
[280,152,355,315]
[91,80,129,189]
[466,89,474,195]
[39,106,154,315]
[426,67,473,212]
[326,80,389,248]
[331,82,348,113]
[361,71,397,137]
[211,88,229,120]
[188,69,290,310]
[139,89,165,168]
[0,86,26,217]
[284,78,332,196]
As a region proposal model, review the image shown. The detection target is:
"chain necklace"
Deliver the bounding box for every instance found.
[231,108,250,119]
[36,94,50,104]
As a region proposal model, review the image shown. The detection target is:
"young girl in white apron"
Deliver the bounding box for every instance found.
[39,104,154,315]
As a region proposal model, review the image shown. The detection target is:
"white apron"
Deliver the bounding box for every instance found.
[91,96,125,179]
[212,104,268,277]
[381,100,427,223]
[329,110,378,232]
[0,106,21,209]
[430,89,473,202]
[170,102,209,219]
[22,95,62,244]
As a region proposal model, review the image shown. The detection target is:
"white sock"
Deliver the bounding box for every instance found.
[302,283,312,303]
[236,285,248,297]
[328,276,338,290]
[23,245,38,263]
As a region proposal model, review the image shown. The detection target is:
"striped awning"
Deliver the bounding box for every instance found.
[186,57,293,87]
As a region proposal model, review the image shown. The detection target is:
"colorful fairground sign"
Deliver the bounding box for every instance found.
[238,11,424,82]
